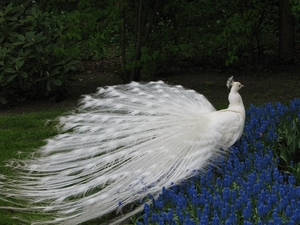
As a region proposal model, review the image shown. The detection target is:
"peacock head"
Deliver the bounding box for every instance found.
[226,76,244,92]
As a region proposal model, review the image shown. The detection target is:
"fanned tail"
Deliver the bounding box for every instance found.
[0,81,230,224]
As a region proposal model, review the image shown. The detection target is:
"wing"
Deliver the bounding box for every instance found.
[212,109,245,149]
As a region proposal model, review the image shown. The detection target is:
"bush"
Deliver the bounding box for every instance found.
[0,1,80,104]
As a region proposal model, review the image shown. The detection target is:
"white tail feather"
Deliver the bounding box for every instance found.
[0,80,245,224]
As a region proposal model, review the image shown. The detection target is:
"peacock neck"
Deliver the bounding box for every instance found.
[228,91,244,111]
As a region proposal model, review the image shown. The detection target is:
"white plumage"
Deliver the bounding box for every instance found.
[0,77,245,224]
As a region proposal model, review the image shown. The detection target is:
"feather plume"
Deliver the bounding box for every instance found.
[226,76,234,89]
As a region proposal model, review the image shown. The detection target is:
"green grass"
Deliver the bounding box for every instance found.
[0,110,65,225]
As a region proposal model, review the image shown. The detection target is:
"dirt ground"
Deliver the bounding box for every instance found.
[1,61,300,115]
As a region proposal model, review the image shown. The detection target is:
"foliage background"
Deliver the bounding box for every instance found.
[1,0,300,104]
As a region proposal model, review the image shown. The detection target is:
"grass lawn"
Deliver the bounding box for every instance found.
[0,110,65,225]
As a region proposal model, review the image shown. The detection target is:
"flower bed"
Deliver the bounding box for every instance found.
[136,99,300,225]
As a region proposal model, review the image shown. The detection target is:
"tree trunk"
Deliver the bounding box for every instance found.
[121,3,128,83]
[121,0,159,83]
[130,0,143,82]
[279,0,294,64]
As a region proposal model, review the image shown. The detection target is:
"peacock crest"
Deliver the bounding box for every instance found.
[226,76,235,89]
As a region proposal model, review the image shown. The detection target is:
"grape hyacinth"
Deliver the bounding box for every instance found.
[136,99,300,225]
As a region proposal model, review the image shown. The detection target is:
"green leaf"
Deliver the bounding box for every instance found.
[0,96,7,104]
[18,49,24,56]
[225,60,229,66]
[51,66,61,76]
[52,79,62,86]
[68,65,77,71]
[4,68,16,73]
[36,44,43,52]
[8,32,19,37]
[16,60,24,70]
[7,74,18,82]
[17,34,26,41]
[4,3,13,15]
[35,32,44,41]
[280,149,289,165]
[64,64,70,71]
[24,42,33,47]
[14,41,26,46]
[47,80,51,91]
[20,71,28,78]
[0,35,5,43]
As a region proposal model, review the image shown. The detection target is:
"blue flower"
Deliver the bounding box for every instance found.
[138,99,300,225]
